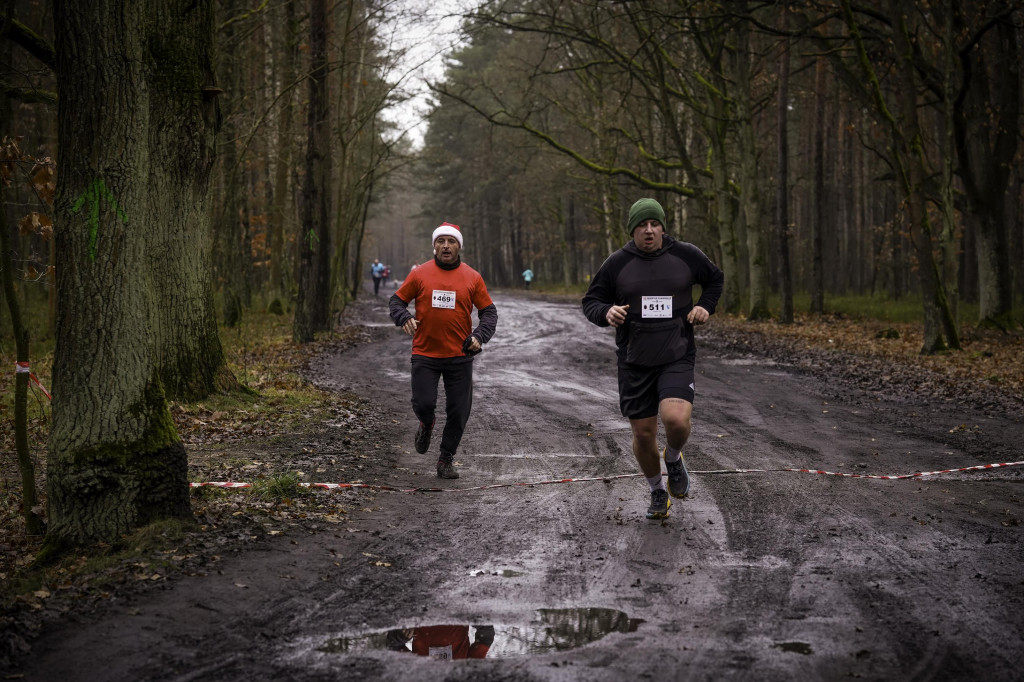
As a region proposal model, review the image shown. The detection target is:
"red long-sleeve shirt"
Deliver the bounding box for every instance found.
[393,260,494,358]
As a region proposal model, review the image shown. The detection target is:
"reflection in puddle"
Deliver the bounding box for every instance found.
[317,607,643,660]
[773,641,813,655]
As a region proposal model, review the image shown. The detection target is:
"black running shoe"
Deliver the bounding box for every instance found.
[666,457,690,498]
[436,457,459,479]
[646,488,671,519]
[414,421,433,454]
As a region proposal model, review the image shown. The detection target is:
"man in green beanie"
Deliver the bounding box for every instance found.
[582,198,724,519]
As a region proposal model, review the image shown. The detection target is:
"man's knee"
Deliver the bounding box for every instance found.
[660,399,692,431]
[629,416,658,444]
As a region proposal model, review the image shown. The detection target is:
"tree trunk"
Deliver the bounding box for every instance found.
[954,9,1019,331]
[294,0,331,341]
[268,0,296,297]
[48,0,190,552]
[0,181,44,535]
[735,18,769,321]
[215,0,248,329]
[148,0,235,401]
[810,56,825,315]
[890,8,959,352]
[776,22,793,324]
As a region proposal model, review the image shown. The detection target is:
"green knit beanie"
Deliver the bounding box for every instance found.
[627,198,666,234]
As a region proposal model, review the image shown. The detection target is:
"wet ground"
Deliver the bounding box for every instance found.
[9,291,1024,681]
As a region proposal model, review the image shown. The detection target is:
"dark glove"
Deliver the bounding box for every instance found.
[462,334,482,356]
[474,625,495,646]
[386,629,411,651]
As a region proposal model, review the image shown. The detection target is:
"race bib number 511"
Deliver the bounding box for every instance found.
[432,290,456,309]
[641,296,672,318]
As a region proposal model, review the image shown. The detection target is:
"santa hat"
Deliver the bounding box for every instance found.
[432,222,463,248]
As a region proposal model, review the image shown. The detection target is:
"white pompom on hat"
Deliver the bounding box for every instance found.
[432,222,463,248]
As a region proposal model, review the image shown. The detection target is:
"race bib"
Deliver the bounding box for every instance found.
[428,645,453,660]
[641,296,672,318]
[431,290,456,309]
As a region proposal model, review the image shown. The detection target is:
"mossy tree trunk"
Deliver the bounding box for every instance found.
[47,0,192,550]
[148,0,237,401]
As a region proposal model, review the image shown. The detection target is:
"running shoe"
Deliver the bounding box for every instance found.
[414,421,433,454]
[665,456,690,498]
[436,457,459,479]
[646,488,671,519]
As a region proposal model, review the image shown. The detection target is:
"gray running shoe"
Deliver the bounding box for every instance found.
[646,488,671,519]
[666,457,690,498]
[414,421,433,454]
[436,457,459,479]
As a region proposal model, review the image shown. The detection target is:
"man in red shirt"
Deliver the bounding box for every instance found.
[389,223,498,479]
[386,625,494,659]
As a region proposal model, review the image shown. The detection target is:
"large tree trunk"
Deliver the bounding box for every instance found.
[148,0,235,401]
[47,0,190,552]
[954,8,1019,331]
[294,0,332,341]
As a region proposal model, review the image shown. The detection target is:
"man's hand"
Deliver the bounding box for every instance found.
[402,317,419,336]
[465,335,482,353]
[605,304,629,327]
[687,305,710,325]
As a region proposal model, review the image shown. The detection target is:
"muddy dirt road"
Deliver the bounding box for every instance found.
[15,292,1024,681]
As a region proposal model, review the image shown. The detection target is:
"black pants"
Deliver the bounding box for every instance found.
[372,276,382,295]
[411,355,474,457]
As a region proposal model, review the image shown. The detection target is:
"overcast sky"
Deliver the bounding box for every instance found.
[378,0,477,148]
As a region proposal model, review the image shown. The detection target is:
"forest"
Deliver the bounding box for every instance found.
[1,1,1022,550]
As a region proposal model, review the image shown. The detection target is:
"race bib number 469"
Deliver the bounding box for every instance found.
[431,289,456,309]
[428,645,453,660]
[641,296,672,318]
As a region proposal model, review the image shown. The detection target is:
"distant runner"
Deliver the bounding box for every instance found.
[371,258,385,296]
[389,222,498,479]
[582,198,724,519]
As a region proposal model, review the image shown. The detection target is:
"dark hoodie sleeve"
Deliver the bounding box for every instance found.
[581,251,627,327]
[472,304,497,343]
[388,293,413,327]
[685,245,725,314]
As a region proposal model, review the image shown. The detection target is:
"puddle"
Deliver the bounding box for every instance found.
[317,607,643,660]
[773,641,813,655]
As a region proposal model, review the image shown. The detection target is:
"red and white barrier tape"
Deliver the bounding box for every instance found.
[14,362,52,400]
[189,460,1024,493]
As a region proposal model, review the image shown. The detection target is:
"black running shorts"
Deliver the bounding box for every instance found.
[617,355,695,419]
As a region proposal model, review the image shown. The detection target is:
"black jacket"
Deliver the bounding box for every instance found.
[581,235,724,363]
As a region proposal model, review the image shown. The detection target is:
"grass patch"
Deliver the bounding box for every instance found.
[248,472,306,502]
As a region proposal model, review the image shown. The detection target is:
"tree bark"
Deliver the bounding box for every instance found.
[0,181,44,535]
[268,1,297,297]
[735,16,769,321]
[148,0,235,401]
[776,20,794,324]
[48,0,190,552]
[294,0,332,341]
[954,7,1019,330]
[811,56,825,315]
